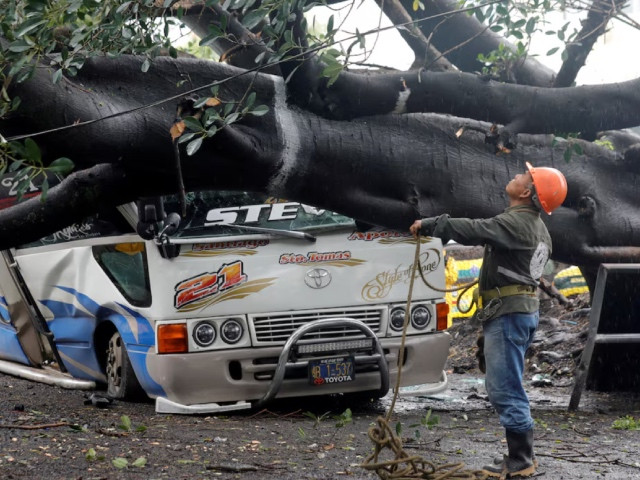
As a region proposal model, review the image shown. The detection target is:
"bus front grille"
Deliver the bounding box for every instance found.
[249,307,384,346]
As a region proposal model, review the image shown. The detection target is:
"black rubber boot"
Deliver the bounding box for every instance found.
[482,429,536,478]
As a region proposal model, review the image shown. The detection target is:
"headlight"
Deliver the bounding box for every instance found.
[193,321,216,347]
[389,307,406,331]
[221,319,243,344]
[411,305,432,329]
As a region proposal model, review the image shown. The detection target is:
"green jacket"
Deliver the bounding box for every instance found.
[420,205,552,318]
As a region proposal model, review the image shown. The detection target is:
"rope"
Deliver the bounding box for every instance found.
[359,237,488,480]
[415,238,478,315]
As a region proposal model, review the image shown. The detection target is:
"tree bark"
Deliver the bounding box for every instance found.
[1,56,639,268]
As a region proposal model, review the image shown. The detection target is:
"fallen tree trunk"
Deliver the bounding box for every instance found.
[1,56,639,270]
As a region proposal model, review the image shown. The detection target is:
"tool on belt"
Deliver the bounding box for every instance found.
[473,284,537,323]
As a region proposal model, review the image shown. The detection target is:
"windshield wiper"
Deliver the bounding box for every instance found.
[167,223,316,243]
[218,224,316,242]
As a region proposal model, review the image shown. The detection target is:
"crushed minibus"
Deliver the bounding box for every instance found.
[0,176,450,414]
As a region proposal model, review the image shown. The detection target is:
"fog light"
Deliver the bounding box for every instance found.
[411,305,432,329]
[389,307,406,331]
[221,319,243,344]
[193,321,216,347]
[297,338,373,354]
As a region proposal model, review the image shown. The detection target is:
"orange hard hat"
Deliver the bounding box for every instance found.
[526,162,567,214]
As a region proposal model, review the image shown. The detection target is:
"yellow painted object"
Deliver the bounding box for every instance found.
[553,265,589,298]
[445,256,482,320]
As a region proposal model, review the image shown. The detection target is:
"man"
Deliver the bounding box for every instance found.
[409,162,567,478]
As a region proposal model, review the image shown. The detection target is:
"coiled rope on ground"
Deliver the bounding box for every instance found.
[359,237,488,480]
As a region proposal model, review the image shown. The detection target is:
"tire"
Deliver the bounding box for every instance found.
[106,331,144,400]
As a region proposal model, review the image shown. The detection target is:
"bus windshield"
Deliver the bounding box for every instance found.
[164,191,355,238]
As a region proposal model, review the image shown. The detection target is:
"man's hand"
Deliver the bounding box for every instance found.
[409,219,422,238]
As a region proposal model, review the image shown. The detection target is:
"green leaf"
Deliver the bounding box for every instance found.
[395,421,402,435]
[183,116,204,132]
[24,138,41,163]
[40,177,49,201]
[141,58,151,72]
[14,174,33,201]
[513,19,526,28]
[119,415,132,431]
[249,105,269,116]
[177,132,196,144]
[8,161,24,173]
[321,62,343,84]
[112,457,128,469]
[86,448,97,461]
[116,1,132,14]
[572,143,583,155]
[245,92,256,109]
[327,15,334,33]
[132,456,147,467]
[525,18,537,35]
[48,157,74,175]
[8,40,33,53]
[16,18,47,38]
[186,137,203,156]
[242,10,266,30]
[52,69,63,84]
[224,112,239,125]
[546,47,559,56]
[563,148,572,163]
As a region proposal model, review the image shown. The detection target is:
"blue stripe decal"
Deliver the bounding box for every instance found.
[37,287,164,397]
[0,296,9,322]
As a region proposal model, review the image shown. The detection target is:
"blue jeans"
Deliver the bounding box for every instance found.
[483,312,538,433]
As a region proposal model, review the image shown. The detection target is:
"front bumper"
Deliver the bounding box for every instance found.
[145,324,450,414]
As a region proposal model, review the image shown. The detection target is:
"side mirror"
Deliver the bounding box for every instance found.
[161,212,181,237]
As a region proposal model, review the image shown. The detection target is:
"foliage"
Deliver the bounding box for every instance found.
[173,85,270,156]
[117,414,147,433]
[112,456,147,468]
[467,0,582,80]
[0,0,632,189]
[612,415,640,430]
[0,139,73,202]
[0,0,179,90]
[396,408,440,439]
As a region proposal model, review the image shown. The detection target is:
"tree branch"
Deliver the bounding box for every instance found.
[181,3,281,75]
[407,0,557,86]
[553,0,626,87]
[0,164,136,248]
[373,0,454,71]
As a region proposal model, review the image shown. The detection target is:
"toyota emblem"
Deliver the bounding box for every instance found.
[304,268,331,289]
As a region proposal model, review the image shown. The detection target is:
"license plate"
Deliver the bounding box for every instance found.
[308,356,355,386]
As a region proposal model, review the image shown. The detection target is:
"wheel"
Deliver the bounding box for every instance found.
[106,330,144,400]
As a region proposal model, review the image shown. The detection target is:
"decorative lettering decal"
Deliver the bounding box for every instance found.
[204,202,330,225]
[348,231,412,242]
[174,260,248,309]
[183,240,269,257]
[279,251,366,268]
[40,223,95,243]
[280,251,350,264]
[361,249,441,301]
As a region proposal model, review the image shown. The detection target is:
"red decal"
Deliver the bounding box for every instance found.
[175,260,247,309]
